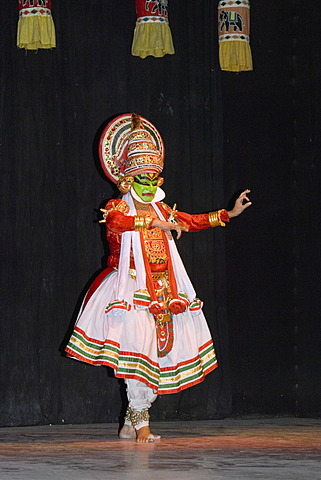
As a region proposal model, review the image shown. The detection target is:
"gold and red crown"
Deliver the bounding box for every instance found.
[99,113,164,184]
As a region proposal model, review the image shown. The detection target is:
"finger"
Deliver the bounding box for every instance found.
[239,194,251,204]
[239,190,250,199]
[176,227,182,239]
[176,223,188,230]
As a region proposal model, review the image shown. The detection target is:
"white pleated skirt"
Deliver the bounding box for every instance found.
[65,270,218,394]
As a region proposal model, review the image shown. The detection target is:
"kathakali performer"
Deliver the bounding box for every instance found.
[65,113,251,442]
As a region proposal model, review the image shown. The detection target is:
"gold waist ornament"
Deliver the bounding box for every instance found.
[128,269,169,282]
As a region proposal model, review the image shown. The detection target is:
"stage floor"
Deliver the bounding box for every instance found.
[0,417,320,480]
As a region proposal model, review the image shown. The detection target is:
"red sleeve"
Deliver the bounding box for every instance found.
[106,210,135,234]
[104,198,135,234]
[176,211,211,232]
[175,209,230,232]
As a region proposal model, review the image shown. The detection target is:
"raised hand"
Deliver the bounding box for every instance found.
[228,189,252,218]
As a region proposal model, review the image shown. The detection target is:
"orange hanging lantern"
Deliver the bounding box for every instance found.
[218,0,253,72]
[132,0,175,59]
[17,0,56,50]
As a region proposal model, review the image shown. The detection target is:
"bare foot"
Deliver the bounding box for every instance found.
[136,426,154,443]
[119,424,136,439]
[136,426,161,443]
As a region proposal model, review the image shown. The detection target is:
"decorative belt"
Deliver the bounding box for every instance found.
[128,269,168,281]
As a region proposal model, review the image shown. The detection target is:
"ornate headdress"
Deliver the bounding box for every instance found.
[99,113,164,187]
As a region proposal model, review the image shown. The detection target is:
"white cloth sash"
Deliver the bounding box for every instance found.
[112,192,197,311]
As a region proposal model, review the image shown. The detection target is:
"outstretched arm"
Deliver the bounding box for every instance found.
[154,189,252,238]
[227,189,252,218]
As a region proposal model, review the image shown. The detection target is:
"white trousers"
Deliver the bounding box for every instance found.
[124,379,158,428]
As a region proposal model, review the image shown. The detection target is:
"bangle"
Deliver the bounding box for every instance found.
[208,210,226,228]
[134,215,145,231]
[134,215,154,231]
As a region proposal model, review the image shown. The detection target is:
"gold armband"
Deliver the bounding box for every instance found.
[208,210,226,228]
[134,215,153,231]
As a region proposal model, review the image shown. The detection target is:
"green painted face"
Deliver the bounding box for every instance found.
[133,174,158,202]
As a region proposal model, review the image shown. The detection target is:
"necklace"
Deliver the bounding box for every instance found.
[134,199,152,212]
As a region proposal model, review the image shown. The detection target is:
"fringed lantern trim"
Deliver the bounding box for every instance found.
[132,0,175,59]
[218,0,253,72]
[17,1,56,50]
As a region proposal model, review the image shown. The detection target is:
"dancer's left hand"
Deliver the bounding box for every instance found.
[227,189,252,218]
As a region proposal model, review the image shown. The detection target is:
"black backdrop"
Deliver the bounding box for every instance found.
[1,2,320,427]
[223,2,321,417]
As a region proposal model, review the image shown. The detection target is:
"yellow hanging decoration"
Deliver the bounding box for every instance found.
[132,0,175,59]
[218,0,253,72]
[17,0,56,51]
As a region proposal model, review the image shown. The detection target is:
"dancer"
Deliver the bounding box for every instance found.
[65,113,251,442]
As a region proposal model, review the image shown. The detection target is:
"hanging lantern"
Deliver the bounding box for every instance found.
[218,0,253,72]
[17,0,56,50]
[132,0,175,59]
